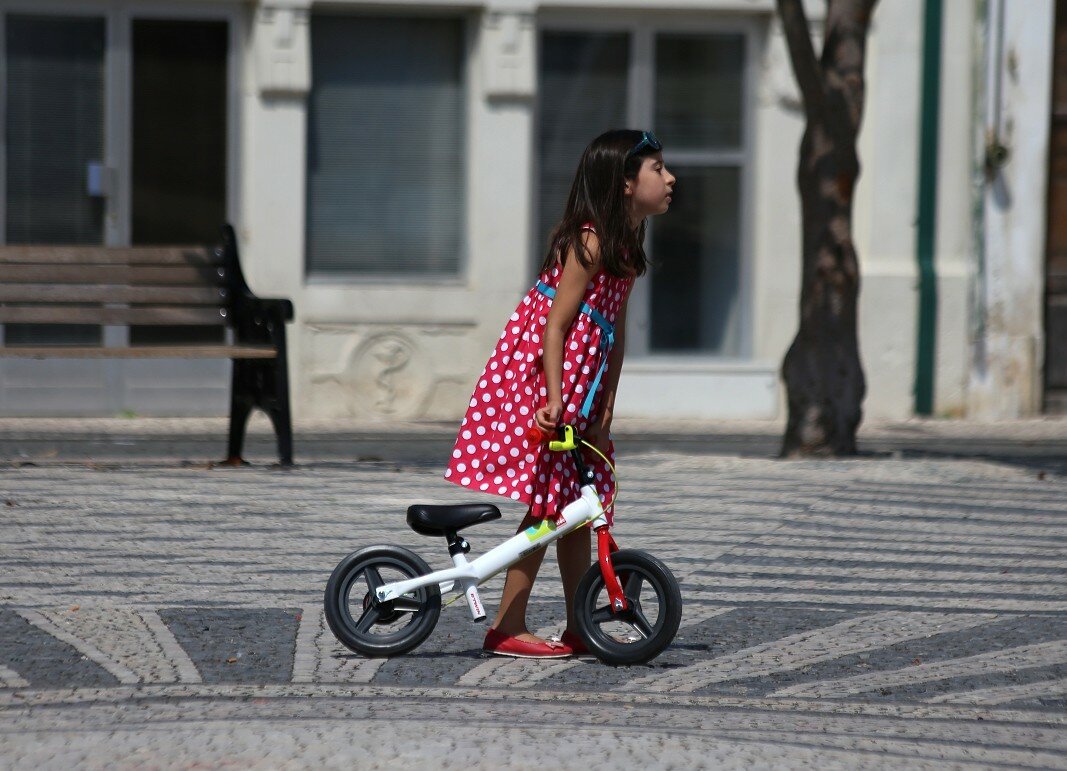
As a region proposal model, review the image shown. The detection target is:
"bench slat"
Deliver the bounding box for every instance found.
[0,246,220,265]
[0,265,226,286]
[0,285,224,305]
[0,345,276,359]
[0,306,227,325]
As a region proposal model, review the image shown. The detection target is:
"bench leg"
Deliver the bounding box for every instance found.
[268,323,294,467]
[224,354,293,467]
[267,402,293,467]
[223,360,254,466]
[225,401,253,466]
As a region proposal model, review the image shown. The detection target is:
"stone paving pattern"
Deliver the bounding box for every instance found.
[0,422,1066,768]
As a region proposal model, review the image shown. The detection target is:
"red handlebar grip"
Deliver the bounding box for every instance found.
[526,425,548,444]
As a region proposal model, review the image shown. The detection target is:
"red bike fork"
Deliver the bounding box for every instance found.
[595,525,628,613]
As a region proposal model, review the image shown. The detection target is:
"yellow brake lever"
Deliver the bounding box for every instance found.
[548,424,578,452]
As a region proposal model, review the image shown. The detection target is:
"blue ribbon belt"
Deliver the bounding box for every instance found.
[535,281,615,419]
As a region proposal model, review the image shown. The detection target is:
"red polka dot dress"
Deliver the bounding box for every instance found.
[444,259,633,524]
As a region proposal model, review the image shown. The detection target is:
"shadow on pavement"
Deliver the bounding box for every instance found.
[0,425,1064,478]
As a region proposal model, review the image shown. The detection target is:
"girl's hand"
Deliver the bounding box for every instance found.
[534,401,563,433]
[583,421,612,454]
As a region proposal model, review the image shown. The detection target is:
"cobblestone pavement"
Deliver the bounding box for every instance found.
[1,430,1066,769]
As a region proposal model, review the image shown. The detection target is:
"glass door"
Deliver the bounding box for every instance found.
[6,15,107,250]
[129,17,228,351]
[0,12,114,414]
[0,9,234,416]
[121,16,231,414]
[131,19,227,247]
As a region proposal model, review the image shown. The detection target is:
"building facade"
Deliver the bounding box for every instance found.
[0,0,1060,421]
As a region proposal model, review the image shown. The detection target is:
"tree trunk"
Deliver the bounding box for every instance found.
[777,0,876,457]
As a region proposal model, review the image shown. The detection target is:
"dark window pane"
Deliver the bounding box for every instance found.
[537,32,629,262]
[306,15,465,276]
[5,15,105,347]
[655,33,744,150]
[132,19,228,245]
[650,166,741,354]
[129,325,225,346]
[6,15,106,244]
[130,19,227,346]
[4,324,101,346]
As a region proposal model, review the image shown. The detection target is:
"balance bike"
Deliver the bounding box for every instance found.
[324,425,681,665]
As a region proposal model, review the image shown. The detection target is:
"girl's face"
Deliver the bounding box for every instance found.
[625,152,676,222]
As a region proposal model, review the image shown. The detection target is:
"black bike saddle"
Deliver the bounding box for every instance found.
[406,503,502,536]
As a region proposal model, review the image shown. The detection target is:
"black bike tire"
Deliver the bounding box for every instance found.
[324,544,441,657]
[574,549,682,666]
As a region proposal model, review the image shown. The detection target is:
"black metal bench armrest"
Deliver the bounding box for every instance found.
[219,224,295,344]
[230,297,291,348]
[238,295,294,323]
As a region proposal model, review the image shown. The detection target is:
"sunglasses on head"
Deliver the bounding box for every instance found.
[628,131,662,157]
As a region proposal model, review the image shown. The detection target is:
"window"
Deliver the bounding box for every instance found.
[538,27,749,356]
[306,15,466,277]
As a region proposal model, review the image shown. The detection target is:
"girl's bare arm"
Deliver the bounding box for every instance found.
[592,293,628,431]
[536,232,601,432]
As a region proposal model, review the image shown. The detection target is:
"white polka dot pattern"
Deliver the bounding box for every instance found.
[444,263,633,523]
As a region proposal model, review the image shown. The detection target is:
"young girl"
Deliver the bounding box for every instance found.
[444,129,675,658]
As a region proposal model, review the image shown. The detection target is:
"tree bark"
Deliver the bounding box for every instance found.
[777,0,876,457]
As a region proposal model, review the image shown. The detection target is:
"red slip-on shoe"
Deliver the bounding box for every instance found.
[559,629,590,656]
[483,627,573,659]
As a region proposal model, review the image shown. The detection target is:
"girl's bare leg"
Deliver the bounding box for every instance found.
[490,512,550,641]
[557,524,592,633]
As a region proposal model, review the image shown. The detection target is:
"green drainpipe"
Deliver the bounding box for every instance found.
[914,0,943,415]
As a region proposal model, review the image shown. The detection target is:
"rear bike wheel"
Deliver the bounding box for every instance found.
[324,545,441,657]
[574,549,682,666]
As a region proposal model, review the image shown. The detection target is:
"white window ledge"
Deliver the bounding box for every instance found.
[617,358,779,419]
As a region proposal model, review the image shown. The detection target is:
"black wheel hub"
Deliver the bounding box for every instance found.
[362,591,402,625]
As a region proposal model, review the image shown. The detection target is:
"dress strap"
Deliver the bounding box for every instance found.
[534,281,615,420]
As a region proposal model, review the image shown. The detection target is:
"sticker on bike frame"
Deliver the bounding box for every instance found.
[524,518,558,542]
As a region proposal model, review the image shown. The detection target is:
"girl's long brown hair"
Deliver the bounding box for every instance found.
[540,129,658,278]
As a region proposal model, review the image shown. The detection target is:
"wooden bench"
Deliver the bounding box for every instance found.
[0,224,294,465]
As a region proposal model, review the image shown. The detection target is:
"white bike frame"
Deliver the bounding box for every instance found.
[375,484,609,621]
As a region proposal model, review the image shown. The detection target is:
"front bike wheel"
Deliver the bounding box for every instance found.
[324,545,441,657]
[574,549,682,666]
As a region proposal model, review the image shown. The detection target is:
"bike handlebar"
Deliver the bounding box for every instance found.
[528,423,618,512]
[526,423,579,452]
